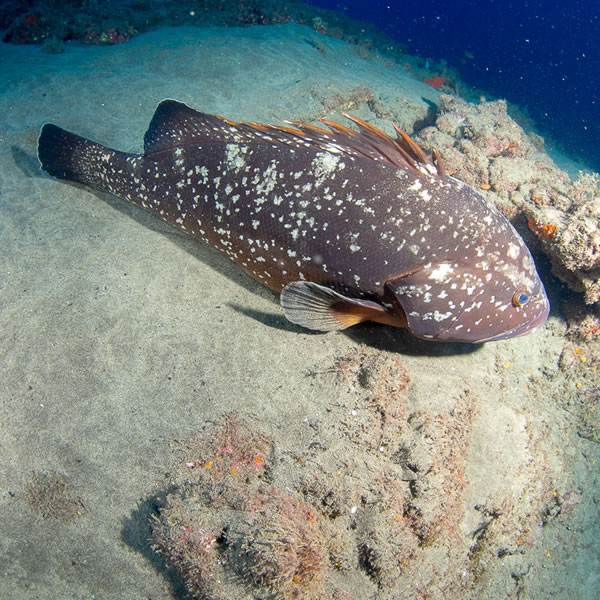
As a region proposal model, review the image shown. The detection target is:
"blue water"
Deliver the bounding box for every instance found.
[305,0,600,171]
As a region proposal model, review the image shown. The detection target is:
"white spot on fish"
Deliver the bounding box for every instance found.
[507,242,520,259]
[312,152,342,187]
[429,263,454,282]
[225,143,246,171]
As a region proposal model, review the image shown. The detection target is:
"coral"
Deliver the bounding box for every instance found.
[304,349,480,595]
[489,156,535,193]
[84,26,136,45]
[1,0,405,68]
[24,470,86,521]
[308,84,375,119]
[556,300,600,441]
[524,173,600,303]
[151,500,225,599]
[180,412,270,486]
[424,76,447,90]
[301,470,355,519]
[150,337,573,599]
[332,347,411,415]
[311,16,328,34]
[226,491,330,599]
[415,94,548,185]
[152,413,354,599]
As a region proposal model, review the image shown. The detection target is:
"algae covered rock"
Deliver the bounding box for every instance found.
[151,413,356,600]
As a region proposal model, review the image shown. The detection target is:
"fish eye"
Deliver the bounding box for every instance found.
[512,289,530,308]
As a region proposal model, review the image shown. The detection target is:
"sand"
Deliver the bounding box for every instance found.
[0,23,598,599]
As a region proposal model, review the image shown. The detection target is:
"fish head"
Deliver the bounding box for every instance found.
[386,253,550,343]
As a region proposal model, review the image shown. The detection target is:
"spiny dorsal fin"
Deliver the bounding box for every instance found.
[340,113,441,176]
[143,99,444,177]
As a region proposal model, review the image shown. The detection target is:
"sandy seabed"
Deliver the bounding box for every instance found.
[0,23,598,599]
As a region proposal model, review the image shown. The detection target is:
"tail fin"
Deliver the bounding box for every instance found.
[38,124,134,194]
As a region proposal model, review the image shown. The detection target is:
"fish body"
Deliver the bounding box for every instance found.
[38,99,549,342]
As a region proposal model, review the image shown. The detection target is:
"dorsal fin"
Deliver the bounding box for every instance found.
[144,99,228,153]
[339,113,440,176]
[143,99,444,177]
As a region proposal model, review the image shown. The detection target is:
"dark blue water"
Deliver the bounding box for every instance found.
[305,0,600,171]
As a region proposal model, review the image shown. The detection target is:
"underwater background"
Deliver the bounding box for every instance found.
[306,0,600,172]
[0,1,599,599]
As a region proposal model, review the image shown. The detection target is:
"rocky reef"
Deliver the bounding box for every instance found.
[151,348,571,599]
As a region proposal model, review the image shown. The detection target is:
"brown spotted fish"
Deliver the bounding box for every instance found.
[38,99,549,342]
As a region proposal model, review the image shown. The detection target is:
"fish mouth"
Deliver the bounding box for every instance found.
[474,302,550,342]
[465,295,550,343]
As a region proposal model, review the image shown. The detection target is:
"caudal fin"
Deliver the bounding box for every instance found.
[37,123,133,194]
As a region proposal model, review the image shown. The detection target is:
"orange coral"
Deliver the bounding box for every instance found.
[424,76,446,89]
[528,217,556,240]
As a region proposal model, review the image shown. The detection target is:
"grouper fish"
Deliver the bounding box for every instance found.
[37,99,550,342]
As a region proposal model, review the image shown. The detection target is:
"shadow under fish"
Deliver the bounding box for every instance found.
[37,99,549,342]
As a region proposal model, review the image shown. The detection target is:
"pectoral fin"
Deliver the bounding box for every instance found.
[280,281,405,331]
